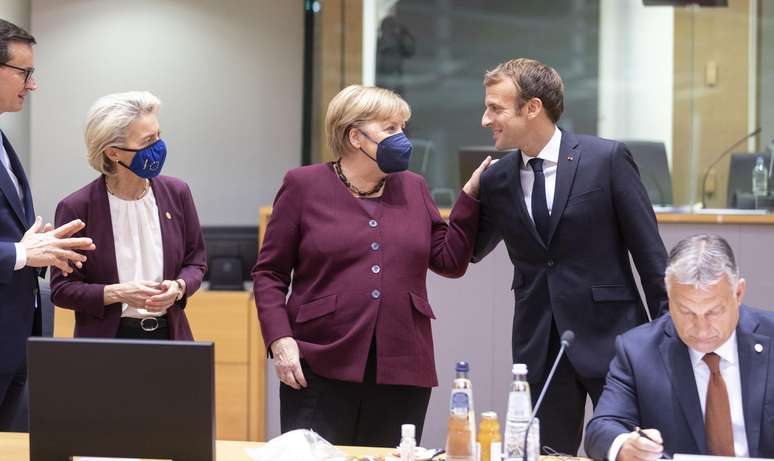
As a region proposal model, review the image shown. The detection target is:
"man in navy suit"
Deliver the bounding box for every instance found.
[585,234,774,460]
[0,18,94,430]
[473,58,668,454]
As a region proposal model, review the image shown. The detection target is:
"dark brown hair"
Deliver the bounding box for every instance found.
[0,19,36,65]
[484,58,564,123]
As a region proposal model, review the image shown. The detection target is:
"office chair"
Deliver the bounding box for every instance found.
[621,140,673,206]
[409,138,456,207]
[726,152,770,209]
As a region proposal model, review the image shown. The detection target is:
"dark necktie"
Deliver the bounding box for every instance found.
[702,352,734,456]
[528,158,550,244]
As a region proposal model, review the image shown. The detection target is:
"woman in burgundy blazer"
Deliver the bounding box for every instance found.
[253,85,492,446]
[50,91,206,340]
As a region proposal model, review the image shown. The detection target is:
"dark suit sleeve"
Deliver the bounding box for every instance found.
[251,172,301,350]
[173,183,207,309]
[472,169,502,263]
[0,242,16,283]
[419,176,479,278]
[585,335,639,460]
[610,143,668,318]
[49,200,108,318]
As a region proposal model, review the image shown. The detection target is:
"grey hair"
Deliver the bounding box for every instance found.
[665,234,739,290]
[84,91,161,175]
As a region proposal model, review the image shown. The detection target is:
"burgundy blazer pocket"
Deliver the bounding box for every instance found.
[591,285,636,302]
[410,292,436,319]
[295,294,337,323]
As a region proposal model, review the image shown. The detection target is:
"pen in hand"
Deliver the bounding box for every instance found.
[633,425,672,460]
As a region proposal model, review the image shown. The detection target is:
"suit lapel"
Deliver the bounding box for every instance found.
[660,318,708,453]
[149,178,174,279]
[95,177,120,283]
[737,307,769,457]
[0,131,29,228]
[546,129,580,244]
[509,153,545,249]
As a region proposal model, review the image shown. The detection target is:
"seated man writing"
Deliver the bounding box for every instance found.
[585,234,774,460]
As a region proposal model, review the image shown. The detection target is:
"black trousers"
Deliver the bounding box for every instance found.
[280,341,431,447]
[116,317,171,340]
[530,323,604,456]
[0,362,26,431]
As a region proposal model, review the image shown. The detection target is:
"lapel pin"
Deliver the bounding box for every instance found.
[165,212,172,220]
[754,343,763,353]
[567,156,574,161]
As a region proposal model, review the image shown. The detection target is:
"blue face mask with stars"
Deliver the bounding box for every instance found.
[116,139,167,179]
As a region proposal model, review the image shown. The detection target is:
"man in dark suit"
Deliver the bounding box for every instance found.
[0,18,94,430]
[585,234,774,460]
[473,58,667,454]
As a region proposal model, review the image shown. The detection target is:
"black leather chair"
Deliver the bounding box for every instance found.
[621,140,673,206]
[726,152,770,209]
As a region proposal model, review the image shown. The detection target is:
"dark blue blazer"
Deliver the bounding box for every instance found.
[473,129,668,379]
[585,306,774,459]
[0,130,41,377]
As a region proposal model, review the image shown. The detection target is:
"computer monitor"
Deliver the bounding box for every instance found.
[458,146,512,187]
[27,337,215,461]
[202,225,259,290]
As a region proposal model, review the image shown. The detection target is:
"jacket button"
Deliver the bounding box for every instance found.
[368,219,378,228]
[371,289,381,299]
[547,259,555,267]
[371,265,381,274]
[371,242,380,251]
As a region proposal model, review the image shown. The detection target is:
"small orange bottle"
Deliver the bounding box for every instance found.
[477,411,502,461]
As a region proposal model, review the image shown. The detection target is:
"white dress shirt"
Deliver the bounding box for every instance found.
[0,132,27,271]
[608,332,749,460]
[520,126,561,222]
[108,185,165,319]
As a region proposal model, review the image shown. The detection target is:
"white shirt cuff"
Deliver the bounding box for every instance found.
[608,432,630,461]
[14,242,26,270]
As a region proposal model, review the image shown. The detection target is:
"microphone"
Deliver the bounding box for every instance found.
[700,127,761,208]
[522,330,575,461]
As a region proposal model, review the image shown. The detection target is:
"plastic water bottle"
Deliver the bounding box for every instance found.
[399,424,416,461]
[446,361,476,461]
[504,363,536,461]
[753,156,768,198]
[451,362,476,457]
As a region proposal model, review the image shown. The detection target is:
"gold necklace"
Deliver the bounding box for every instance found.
[106,178,150,200]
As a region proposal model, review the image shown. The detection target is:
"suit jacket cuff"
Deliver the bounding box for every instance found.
[608,432,629,461]
[259,308,293,351]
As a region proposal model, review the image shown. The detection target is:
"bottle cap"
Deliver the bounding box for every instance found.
[512,363,527,374]
[481,411,498,419]
[456,361,470,372]
[402,423,415,438]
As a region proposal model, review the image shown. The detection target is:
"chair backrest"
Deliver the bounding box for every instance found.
[726,152,770,208]
[38,280,54,337]
[621,140,673,206]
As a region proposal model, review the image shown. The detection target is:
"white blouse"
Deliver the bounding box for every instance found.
[108,185,165,318]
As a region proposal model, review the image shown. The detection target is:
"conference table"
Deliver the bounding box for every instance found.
[0,432,393,460]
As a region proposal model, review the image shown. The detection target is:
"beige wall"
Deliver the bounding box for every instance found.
[0,0,32,170]
[29,0,303,226]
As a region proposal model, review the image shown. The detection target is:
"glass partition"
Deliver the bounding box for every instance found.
[307,0,773,212]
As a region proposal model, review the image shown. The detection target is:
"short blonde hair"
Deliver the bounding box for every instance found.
[325,85,411,158]
[84,91,161,175]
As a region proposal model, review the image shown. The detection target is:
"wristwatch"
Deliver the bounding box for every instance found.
[173,279,184,301]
